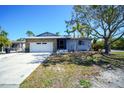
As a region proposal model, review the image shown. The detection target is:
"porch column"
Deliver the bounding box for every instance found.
[19,43,22,51]
[1,47,3,53]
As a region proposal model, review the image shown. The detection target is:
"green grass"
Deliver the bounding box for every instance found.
[111,52,124,55]
[93,52,124,68]
[79,79,92,88]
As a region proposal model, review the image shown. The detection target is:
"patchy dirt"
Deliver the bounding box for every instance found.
[20,52,124,88]
[91,67,124,88]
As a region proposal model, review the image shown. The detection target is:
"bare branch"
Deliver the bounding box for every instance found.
[111,32,124,44]
[91,33,102,39]
[92,28,105,38]
[111,18,124,33]
[112,31,124,37]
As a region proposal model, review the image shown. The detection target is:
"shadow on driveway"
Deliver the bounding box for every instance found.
[27,53,51,64]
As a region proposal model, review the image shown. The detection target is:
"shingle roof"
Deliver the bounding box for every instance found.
[36,32,57,37]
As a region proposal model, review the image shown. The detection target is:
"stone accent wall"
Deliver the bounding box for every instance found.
[25,38,57,52]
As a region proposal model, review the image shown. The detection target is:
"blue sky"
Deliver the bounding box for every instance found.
[0,5,73,40]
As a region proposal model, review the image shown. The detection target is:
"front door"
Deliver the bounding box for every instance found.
[57,39,66,50]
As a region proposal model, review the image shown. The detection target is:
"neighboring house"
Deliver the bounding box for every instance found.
[11,41,25,52]
[25,32,91,53]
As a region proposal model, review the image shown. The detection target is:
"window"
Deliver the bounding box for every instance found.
[36,43,41,44]
[78,40,82,45]
[82,41,85,45]
[78,40,85,45]
[42,42,47,44]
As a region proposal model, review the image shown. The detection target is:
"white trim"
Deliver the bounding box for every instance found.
[25,36,71,39]
[25,36,92,40]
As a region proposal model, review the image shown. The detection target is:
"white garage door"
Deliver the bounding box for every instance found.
[30,42,53,52]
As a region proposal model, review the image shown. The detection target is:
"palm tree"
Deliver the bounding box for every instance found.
[0,27,8,37]
[0,35,11,52]
[56,32,60,36]
[65,29,71,36]
[0,36,6,52]
[0,30,8,37]
[69,22,84,38]
[0,27,11,52]
[71,22,92,38]
[78,24,91,38]
[26,30,35,37]
[16,38,25,41]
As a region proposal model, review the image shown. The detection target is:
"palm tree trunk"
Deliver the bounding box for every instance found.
[73,32,75,38]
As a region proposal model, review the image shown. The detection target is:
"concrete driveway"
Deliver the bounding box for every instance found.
[0,53,51,88]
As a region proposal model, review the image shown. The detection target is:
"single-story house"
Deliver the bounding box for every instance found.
[25,32,92,53]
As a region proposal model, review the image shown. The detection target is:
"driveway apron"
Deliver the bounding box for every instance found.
[0,53,51,88]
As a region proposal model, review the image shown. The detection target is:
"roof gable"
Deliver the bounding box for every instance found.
[36,32,57,37]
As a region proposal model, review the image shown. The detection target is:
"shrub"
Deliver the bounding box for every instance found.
[79,79,92,88]
[92,41,104,51]
[111,38,124,50]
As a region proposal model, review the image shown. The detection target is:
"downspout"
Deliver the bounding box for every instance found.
[74,39,77,52]
[76,40,77,51]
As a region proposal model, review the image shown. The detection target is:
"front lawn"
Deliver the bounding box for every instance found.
[111,52,124,55]
[20,52,124,88]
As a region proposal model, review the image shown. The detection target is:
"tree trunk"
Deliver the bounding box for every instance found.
[104,39,110,54]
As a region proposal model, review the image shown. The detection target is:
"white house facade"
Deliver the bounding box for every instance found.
[25,32,92,53]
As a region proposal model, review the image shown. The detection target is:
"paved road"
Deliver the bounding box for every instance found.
[0,53,51,88]
[111,50,124,52]
[102,49,124,53]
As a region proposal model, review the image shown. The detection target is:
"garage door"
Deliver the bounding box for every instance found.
[30,42,53,52]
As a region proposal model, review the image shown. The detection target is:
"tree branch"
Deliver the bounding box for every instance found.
[91,33,102,39]
[110,32,124,44]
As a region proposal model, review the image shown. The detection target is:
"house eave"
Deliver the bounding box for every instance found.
[69,37,92,40]
[25,36,92,40]
[11,41,25,43]
[25,36,71,39]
